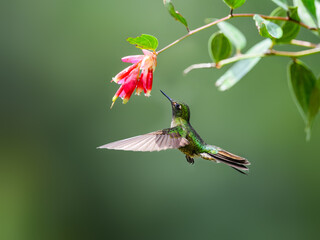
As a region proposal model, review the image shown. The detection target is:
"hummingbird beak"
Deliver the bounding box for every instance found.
[160,90,173,103]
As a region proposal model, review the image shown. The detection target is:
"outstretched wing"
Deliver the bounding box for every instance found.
[98,127,189,152]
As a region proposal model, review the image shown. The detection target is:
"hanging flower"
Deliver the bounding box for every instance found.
[111,49,157,108]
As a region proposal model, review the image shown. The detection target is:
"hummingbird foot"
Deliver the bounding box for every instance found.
[185,155,194,165]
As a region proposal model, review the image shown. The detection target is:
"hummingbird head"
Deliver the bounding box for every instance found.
[160,90,190,122]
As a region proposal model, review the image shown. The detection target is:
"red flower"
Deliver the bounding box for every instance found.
[111,50,157,108]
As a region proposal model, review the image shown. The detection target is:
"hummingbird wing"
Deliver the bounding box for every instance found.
[98,127,189,152]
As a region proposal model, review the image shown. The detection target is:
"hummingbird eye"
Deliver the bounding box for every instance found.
[175,103,181,110]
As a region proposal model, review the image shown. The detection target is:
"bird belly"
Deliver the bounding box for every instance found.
[178,145,200,158]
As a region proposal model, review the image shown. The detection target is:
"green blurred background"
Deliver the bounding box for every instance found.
[2,0,320,239]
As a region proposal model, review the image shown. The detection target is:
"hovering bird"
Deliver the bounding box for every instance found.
[98,90,250,174]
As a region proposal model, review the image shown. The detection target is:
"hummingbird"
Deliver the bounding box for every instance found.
[98,90,250,174]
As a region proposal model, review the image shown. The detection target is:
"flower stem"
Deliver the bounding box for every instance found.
[268,47,320,57]
[183,63,216,74]
[157,16,231,54]
[290,39,319,48]
[184,48,320,73]
[184,54,264,74]
[157,13,319,55]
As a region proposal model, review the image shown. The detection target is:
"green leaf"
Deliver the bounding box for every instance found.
[253,14,283,39]
[126,34,158,51]
[223,0,246,9]
[163,0,189,31]
[302,0,317,22]
[217,21,246,51]
[215,39,272,91]
[288,60,320,140]
[208,32,232,63]
[270,7,301,43]
[270,7,288,26]
[316,0,320,26]
[293,0,318,28]
[272,0,289,11]
[204,19,246,51]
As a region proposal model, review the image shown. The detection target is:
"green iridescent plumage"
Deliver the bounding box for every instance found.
[99,90,250,174]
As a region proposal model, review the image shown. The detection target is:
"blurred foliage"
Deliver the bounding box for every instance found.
[208,32,232,62]
[186,0,320,139]
[1,0,320,240]
[223,0,247,9]
[288,59,320,140]
[217,20,247,51]
[270,6,301,43]
[215,39,273,90]
[163,0,189,31]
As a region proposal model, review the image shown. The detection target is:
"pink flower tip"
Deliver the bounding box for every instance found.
[135,89,142,96]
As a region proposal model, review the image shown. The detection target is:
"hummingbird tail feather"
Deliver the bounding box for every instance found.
[201,148,250,174]
[212,154,248,170]
[215,150,250,165]
[213,150,250,173]
[231,167,248,175]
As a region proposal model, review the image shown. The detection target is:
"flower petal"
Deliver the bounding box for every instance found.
[121,55,144,64]
[113,63,139,84]
[142,49,153,56]
[139,69,148,94]
[136,80,144,96]
[112,84,125,102]
[121,67,139,103]
[145,69,153,97]
[141,51,157,70]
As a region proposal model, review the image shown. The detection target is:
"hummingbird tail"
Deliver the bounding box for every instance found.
[201,148,250,174]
